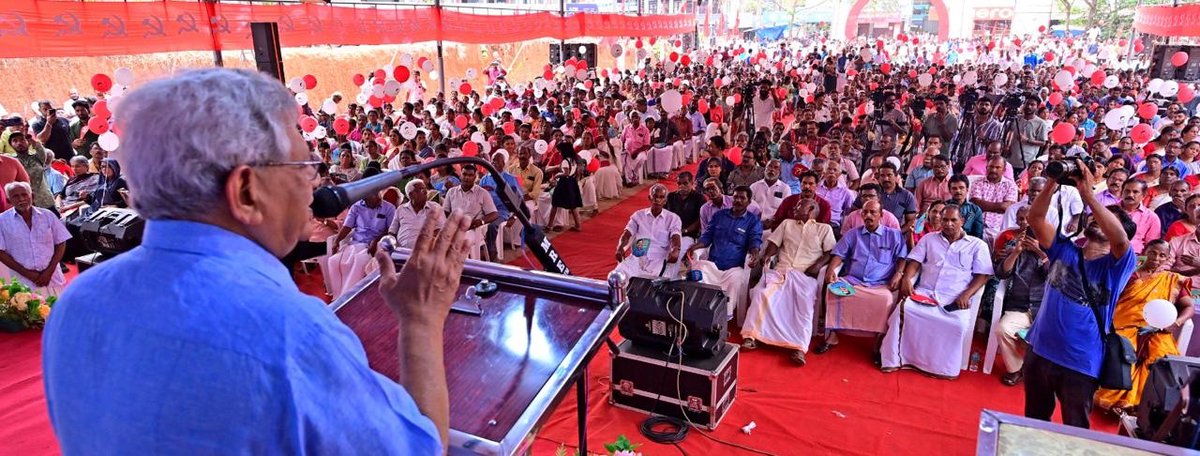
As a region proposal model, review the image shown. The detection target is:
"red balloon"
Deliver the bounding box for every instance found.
[366,96,383,109]
[353,73,365,86]
[1038,25,1046,33]
[1044,52,1055,62]
[776,87,787,99]
[649,37,657,45]
[673,77,682,87]
[869,82,879,91]
[303,74,317,90]
[299,116,318,133]
[455,115,469,129]
[681,55,691,65]
[1050,123,1076,145]
[1173,51,1190,67]
[880,63,892,74]
[697,99,709,114]
[91,74,113,92]
[897,33,908,42]
[1135,41,1145,53]
[669,52,679,62]
[1066,38,1075,47]
[584,80,594,90]
[393,66,411,83]
[847,68,858,77]
[1131,123,1154,144]
[462,141,479,157]
[875,39,884,49]
[333,118,350,136]
[1138,102,1158,120]
[587,158,601,173]
[635,40,643,49]
[1180,84,1196,103]
[928,67,938,74]
[1048,92,1064,106]
[458,83,472,95]
[714,78,723,89]
[503,121,515,135]
[732,93,742,104]
[86,117,108,135]
[911,37,919,45]
[543,70,554,80]
[1064,65,1076,76]
[908,69,919,78]
[1119,39,1129,47]
[373,69,386,82]
[92,100,111,119]
[727,147,743,166]
[1090,70,1106,86]
[490,97,505,110]
[1012,38,1022,47]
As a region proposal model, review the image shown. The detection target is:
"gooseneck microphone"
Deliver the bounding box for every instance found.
[310,156,571,276]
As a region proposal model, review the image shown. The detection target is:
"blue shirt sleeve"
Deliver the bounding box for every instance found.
[747,216,763,251]
[698,215,715,246]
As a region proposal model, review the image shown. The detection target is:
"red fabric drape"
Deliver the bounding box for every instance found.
[0,0,695,58]
[1134,4,1200,37]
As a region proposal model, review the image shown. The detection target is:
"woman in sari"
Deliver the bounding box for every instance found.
[1166,195,1200,241]
[82,158,128,214]
[1095,240,1195,412]
[57,156,100,221]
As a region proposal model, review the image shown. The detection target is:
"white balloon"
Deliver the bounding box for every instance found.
[578,149,593,162]
[705,122,721,140]
[576,68,588,80]
[725,95,737,106]
[1143,299,1178,329]
[1104,75,1120,89]
[564,64,577,76]
[302,132,314,142]
[660,89,684,114]
[295,93,309,106]
[636,49,648,61]
[288,77,306,93]
[97,132,120,152]
[399,53,414,67]
[1121,104,1137,117]
[383,80,402,97]
[1161,80,1180,97]
[1148,78,1165,94]
[963,70,978,86]
[1054,70,1074,90]
[113,67,135,86]
[465,68,478,80]
[321,99,338,115]
[534,139,549,154]
[313,126,327,140]
[918,73,933,87]
[663,60,676,73]
[611,44,624,58]
[421,58,435,73]
[400,122,418,140]
[993,72,1009,88]
[356,93,369,105]
[429,70,440,80]
[471,132,486,144]
[1104,110,1128,130]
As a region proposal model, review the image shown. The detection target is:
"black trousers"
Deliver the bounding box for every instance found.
[1023,350,1099,429]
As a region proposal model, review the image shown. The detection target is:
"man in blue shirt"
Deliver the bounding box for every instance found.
[479,149,523,262]
[43,69,472,454]
[1026,158,1138,429]
[686,186,763,320]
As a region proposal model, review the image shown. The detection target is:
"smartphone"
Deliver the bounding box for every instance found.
[943,303,965,312]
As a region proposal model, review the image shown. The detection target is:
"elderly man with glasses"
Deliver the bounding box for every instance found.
[43,69,473,455]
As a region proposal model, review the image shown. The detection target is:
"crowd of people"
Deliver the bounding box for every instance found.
[14,30,1200,437]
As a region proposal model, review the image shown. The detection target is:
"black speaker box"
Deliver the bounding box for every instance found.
[618,277,729,358]
[79,207,144,256]
[251,22,285,82]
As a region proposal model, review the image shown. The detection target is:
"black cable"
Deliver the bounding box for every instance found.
[640,414,691,444]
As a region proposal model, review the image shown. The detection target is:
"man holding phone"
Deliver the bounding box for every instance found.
[992,206,1050,386]
[1024,158,1137,428]
[30,101,75,162]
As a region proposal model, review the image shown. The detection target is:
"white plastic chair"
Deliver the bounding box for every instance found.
[982,279,1008,375]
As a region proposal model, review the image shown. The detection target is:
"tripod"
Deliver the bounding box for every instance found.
[948,107,979,174]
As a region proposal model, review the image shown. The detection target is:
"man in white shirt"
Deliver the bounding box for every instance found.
[1003,177,1059,232]
[881,204,993,379]
[751,81,781,140]
[390,180,445,249]
[751,160,791,221]
[444,166,498,256]
[612,184,682,279]
[0,182,70,295]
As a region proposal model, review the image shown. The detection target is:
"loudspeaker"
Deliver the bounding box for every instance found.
[618,277,729,358]
[549,43,597,71]
[1149,45,1200,82]
[79,207,144,256]
[1136,355,1200,447]
[251,22,285,82]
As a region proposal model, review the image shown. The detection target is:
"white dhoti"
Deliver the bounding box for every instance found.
[581,176,598,210]
[325,243,379,299]
[671,141,687,169]
[691,137,704,162]
[693,260,751,320]
[622,152,648,182]
[880,298,974,377]
[612,255,681,280]
[648,145,674,175]
[594,166,621,199]
[742,269,821,351]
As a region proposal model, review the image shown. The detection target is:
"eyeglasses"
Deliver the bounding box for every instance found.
[250,157,323,182]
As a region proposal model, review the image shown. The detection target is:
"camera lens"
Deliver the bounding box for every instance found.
[1045,160,1077,182]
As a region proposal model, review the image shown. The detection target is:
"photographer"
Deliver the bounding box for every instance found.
[923,97,958,156]
[878,93,909,143]
[1024,157,1138,429]
[1010,98,1048,175]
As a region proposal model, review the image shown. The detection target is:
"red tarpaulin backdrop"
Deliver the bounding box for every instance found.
[0,0,695,58]
[1134,4,1200,37]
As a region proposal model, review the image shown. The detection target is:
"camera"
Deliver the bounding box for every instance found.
[1045,151,1094,186]
[908,94,927,119]
[959,87,979,113]
[1002,91,1039,119]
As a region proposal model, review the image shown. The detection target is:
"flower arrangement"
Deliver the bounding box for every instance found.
[554,435,642,456]
[0,278,57,332]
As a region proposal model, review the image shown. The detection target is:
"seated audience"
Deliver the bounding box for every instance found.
[0,182,70,295]
[686,186,763,321]
[612,184,682,279]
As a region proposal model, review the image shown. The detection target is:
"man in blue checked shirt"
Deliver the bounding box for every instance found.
[686,185,763,321]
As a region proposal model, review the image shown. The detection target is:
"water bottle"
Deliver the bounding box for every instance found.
[968,352,981,372]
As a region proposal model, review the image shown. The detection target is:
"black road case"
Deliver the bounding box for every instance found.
[608,340,738,430]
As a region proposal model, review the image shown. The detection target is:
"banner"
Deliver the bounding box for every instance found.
[1134,4,1200,37]
[0,0,695,58]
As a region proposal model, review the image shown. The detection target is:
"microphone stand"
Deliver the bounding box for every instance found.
[312,156,571,276]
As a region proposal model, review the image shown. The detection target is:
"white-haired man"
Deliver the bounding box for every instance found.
[391,179,446,249]
[0,181,70,295]
[613,184,682,279]
[479,149,522,262]
[43,69,471,454]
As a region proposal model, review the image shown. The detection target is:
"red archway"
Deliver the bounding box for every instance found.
[844,0,950,43]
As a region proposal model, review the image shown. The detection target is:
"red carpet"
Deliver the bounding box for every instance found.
[0,172,1117,456]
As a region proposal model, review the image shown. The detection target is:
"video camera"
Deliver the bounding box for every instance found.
[1002,91,1040,118]
[959,87,980,113]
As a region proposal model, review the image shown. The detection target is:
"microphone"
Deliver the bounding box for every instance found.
[311,167,424,218]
